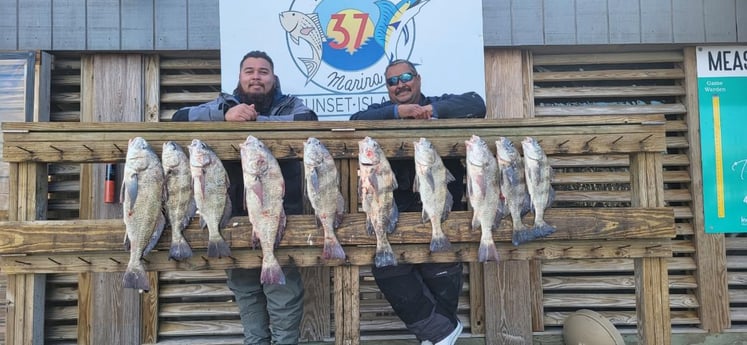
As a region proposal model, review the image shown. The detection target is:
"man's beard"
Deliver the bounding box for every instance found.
[235,86,275,113]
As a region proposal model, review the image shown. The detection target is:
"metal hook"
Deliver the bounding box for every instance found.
[231,144,239,152]
[83,144,94,152]
[48,257,62,265]
[50,145,63,153]
[557,140,570,147]
[585,136,597,145]
[15,260,31,266]
[15,146,34,154]
[113,143,124,154]
[109,258,122,264]
[77,257,92,264]
[612,136,623,145]
[640,134,653,143]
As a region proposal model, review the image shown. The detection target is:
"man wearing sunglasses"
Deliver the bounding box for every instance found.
[350,59,486,345]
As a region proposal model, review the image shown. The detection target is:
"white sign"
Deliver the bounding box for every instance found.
[219,0,486,120]
[696,46,747,78]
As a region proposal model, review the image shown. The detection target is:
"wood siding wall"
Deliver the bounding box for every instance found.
[0,0,745,51]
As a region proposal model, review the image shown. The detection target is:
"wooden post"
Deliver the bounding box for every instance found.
[484,261,532,344]
[78,54,147,345]
[682,46,730,332]
[5,51,50,345]
[334,265,360,345]
[631,151,671,345]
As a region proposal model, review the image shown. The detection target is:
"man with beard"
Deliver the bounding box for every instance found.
[173,50,316,345]
[350,59,486,345]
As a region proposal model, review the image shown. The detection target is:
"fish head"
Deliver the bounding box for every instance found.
[161,141,186,168]
[188,139,215,168]
[303,137,326,166]
[413,137,437,166]
[240,136,270,175]
[278,11,303,34]
[126,137,156,169]
[358,137,382,166]
[521,137,544,161]
[465,135,491,167]
[496,137,519,163]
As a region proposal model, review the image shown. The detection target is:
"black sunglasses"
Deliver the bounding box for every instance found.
[386,72,416,86]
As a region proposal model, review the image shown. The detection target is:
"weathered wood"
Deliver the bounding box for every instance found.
[529,260,544,332]
[0,208,675,255]
[487,261,532,344]
[142,271,159,344]
[468,264,485,335]
[484,49,525,120]
[334,265,360,345]
[682,46,730,332]
[301,266,331,341]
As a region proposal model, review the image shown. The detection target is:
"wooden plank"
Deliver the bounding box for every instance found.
[534,85,686,99]
[121,0,154,50]
[640,0,673,43]
[18,0,52,50]
[543,310,700,327]
[468,263,485,334]
[522,51,535,118]
[34,52,52,122]
[682,46,730,332]
[635,257,671,345]
[77,272,91,345]
[510,0,544,45]
[0,208,676,254]
[155,0,188,50]
[533,51,684,65]
[672,0,705,43]
[529,260,544,332]
[488,260,531,344]
[86,0,120,50]
[52,0,86,50]
[534,68,685,82]
[541,0,575,44]
[300,266,331,341]
[142,271,159,344]
[544,292,696,309]
[607,0,641,43]
[481,0,512,46]
[188,0,220,49]
[543,274,697,290]
[535,104,686,116]
[0,239,675,275]
[575,0,608,44]
[703,0,737,42]
[0,0,18,50]
[484,49,525,120]
[145,55,160,122]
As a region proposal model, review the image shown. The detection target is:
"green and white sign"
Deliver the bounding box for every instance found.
[697,46,747,233]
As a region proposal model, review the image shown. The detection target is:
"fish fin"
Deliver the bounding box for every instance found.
[478,239,499,262]
[430,234,452,252]
[144,212,167,256]
[198,171,206,196]
[334,194,345,227]
[289,33,300,45]
[308,13,326,41]
[127,173,139,210]
[123,233,131,251]
[322,236,346,260]
[547,187,556,208]
[520,193,532,216]
[220,196,233,229]
[471,213,480,231]
[373,0,398,47]
[512,229,537,246]
[310,168,320,192]
[169,238,193,261]
[442,192,454,222]
[183,198,198,228]
[275,210,288,247]
[365,217,375,236]
[199,217,207,230]
[532,221,557,239]
[368,174,378,191]
[251,181,264,208]
[421,209,429,223]
[207,239,231,258]
[298,57,319,85]
[445,168,456,184]
[374,248,397,268]
[385,205,399,234]
[260,259,286,285]
[412,174,419,193]
[425,172,435,192]
[120,179,126,204]
[123,260,149,291]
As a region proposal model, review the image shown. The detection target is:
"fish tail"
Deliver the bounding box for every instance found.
[169,239,193,261]
[260,259,286,285]
[531,221,557,239]
[429,234,452,252]
[123,262,150,291]
[374,248,397,268]
[511,229,537,246]
[385,206,399,234]
[207,238,232,258]
[478,239,499,263]
[322,236,346,260]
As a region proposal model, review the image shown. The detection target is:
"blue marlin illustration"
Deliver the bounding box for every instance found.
[279,11,327,85]
[373,0,429,61]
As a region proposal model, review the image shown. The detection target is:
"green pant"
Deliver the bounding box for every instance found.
[226,266,305,345]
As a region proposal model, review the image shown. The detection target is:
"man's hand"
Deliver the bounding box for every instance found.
[225,104,258,121]
[397,104,433,119]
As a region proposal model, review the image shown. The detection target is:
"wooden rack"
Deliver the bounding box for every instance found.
[0,114,675,345]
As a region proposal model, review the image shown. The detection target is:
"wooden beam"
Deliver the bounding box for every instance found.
[485,261,532,344]
[0,208,676,255]
[682,46,730,332]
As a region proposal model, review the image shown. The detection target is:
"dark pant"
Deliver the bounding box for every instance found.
[372,262,463,342]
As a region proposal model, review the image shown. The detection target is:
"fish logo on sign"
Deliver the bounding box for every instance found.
[279,0,429,93]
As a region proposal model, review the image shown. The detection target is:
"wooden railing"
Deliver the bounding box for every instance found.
[0,114,675,345]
